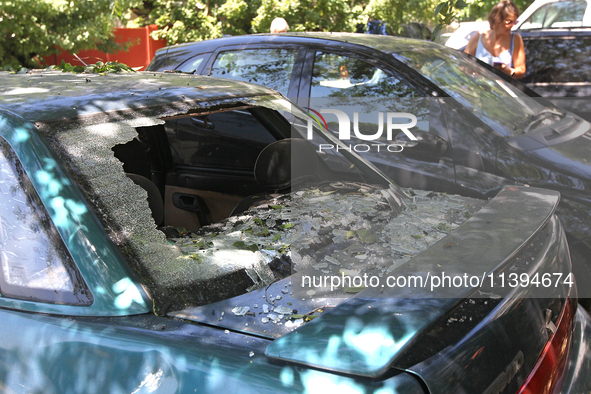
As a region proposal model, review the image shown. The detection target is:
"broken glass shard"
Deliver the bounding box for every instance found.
[231,306,250,316]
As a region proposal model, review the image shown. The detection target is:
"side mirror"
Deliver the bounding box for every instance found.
[395,130,448,157]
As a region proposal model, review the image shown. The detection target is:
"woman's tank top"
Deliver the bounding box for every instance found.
[475,33,514,67]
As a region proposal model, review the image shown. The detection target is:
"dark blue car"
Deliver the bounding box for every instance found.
[147,32,591,282]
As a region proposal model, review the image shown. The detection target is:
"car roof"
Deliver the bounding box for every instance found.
[155,32,444,58]
[0,71,279,123]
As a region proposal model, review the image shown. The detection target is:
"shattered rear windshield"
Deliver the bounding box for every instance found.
[44,94,475,313]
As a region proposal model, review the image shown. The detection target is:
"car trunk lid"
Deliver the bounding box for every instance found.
[172,186,564,379]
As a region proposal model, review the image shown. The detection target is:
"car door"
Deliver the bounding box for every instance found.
[297,47,458,193]
[201,45,307,99]
[439,100,514,199]
[163,107,290,231]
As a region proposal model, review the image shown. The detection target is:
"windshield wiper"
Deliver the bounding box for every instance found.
[535,108,564,117]
[163,70,195,74]
[518,108,565,135]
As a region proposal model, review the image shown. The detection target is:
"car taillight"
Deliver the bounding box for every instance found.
[517,298,575,394]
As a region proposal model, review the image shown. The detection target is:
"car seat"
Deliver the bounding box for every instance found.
[126,173,164,226]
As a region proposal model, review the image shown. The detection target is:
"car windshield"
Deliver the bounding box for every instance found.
[393,48,562,138]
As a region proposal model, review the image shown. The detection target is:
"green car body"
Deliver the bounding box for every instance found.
[0,72,589,394]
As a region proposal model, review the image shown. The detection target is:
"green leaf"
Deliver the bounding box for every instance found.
[254,218,264,225]
[233,241,259,252]
[411,234,426,239]
[455,0,468,9]
[272,234,281,241]
[436,222,453,233]
[435,2,445,16]
[357,229,375,243]
[269,205,283,210]
[280,223,293,230]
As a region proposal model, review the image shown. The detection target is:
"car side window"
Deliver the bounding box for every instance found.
[310,52,417,98]
[523,36,591,83]
[167,109,278,171]
[210,48,298,96]
[0,138,92,306]
[177,53,209,74]
[519,1,586,29]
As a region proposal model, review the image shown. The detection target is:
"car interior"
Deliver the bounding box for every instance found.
[111,106,340,233]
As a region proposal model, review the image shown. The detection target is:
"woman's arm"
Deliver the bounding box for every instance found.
[509,33,526,79]
[464,32,480,56]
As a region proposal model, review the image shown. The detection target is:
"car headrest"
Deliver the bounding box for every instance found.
[126,173,164,226]
[254,138,319,192]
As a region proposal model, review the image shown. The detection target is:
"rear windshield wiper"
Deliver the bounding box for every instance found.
[163,70,195,74]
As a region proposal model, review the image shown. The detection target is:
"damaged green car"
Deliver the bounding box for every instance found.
[0,72,589,393]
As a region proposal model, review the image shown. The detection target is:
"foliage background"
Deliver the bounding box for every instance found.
[0,0,144,69]
[1,0,534,69]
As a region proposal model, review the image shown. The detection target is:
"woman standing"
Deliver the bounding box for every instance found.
[465,0,526,79]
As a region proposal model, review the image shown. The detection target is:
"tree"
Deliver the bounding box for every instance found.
[146,0,366,45]
[251,0,364,34]
[148,0,222,43]
[147,0,449,45]
[363,0,439,36]
[459,0,533,22]
[218,0,261,36]
[433,0,535,38]
[0,0,140,69]
[433,0,467,38]
[3,0,498,69]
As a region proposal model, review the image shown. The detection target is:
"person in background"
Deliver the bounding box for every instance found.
[270,18,289,33]
[367,18,387,35]
[464,0,525,79]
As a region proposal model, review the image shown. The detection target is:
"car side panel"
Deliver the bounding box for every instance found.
[0,310,427,394]
[440,100,516,198]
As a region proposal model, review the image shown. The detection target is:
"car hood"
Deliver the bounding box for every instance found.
[171,185,561,378]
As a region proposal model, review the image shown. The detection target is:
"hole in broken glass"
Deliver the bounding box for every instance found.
[47,114,480,314]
